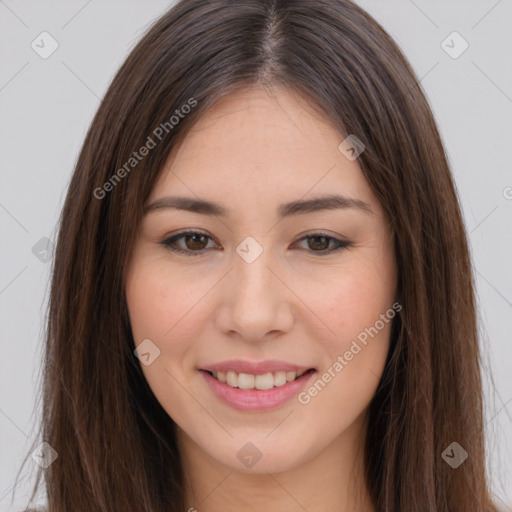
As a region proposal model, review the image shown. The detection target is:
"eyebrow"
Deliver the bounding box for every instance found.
[143,193,374,218]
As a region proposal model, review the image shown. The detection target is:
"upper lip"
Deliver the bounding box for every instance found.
[199,360,315,374]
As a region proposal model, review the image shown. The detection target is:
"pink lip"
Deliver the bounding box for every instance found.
[199,359,314,374]
[200,369,316,412]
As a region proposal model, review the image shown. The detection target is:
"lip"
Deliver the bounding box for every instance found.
[200,368,317,412]
[199,359,314,374]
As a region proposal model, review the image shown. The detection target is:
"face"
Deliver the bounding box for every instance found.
[125,86,397,475]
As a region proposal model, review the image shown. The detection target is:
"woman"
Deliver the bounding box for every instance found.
[15,0,499,510]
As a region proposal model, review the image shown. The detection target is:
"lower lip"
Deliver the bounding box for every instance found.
[200,369,316,412]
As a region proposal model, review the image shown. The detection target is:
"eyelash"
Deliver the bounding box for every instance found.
[159,230,351,257]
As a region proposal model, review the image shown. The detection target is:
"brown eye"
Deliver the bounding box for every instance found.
[307,235,331,251]
[183,233,209,250]
[295,233,351,255]
[160,230,351,257]
[160,230,218,257]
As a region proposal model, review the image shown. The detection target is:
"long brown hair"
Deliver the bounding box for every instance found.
[14,0,496,510]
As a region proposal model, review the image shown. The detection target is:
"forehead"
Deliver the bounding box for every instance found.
[147,86,378,216]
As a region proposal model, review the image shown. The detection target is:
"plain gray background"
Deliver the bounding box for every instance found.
[1,0,511,510]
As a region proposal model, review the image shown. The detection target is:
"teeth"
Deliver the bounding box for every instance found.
[226,371,238,387]
[238,373,255,389]
[210,369,309,389]
[274,371,287,387]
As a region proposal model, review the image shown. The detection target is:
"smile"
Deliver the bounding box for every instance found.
[200,367,317,412]
[207,369,310,390]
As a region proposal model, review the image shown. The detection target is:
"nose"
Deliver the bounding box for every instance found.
[214,245,294,342]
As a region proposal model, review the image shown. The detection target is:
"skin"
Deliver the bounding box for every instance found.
[125,85,397,512]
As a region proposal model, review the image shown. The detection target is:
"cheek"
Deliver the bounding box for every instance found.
[126,268,171,343]
[126,257,205,343]
[297,279,394,421]
[309,251,395,398]
[125,259,206,420]
[324,263,395,343]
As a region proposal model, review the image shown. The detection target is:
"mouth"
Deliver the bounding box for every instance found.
[202,368,316,390]
[200,367,317,411]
